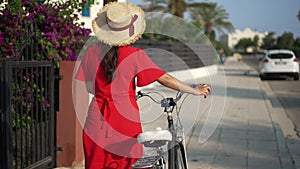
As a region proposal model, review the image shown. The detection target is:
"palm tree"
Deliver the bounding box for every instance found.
[189,2,234,40]
[141,0,206,18]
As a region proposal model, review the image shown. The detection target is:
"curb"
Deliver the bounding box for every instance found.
[260,80,296,169]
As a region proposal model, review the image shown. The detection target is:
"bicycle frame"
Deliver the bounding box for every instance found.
[164,97,188,169]
[132,91,189,169]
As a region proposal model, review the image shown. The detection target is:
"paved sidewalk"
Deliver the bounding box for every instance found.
[182,60,299,169]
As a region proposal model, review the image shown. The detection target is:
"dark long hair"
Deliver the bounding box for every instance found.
[101,46,119,83]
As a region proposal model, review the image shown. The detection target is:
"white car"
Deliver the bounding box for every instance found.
[259,49,299,80]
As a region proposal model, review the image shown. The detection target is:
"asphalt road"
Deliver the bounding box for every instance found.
[242,54,300,137]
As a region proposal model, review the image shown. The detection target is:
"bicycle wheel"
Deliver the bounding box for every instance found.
[174,143,188,169]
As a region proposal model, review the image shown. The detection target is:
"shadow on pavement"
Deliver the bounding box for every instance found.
[211,85,266,100]
[186,117,295,169]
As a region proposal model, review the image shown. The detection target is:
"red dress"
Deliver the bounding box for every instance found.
[76,45,165,169]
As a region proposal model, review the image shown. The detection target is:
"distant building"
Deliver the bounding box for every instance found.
[220,28,268,49]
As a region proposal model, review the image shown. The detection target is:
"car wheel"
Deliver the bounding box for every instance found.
[294,74,299,81]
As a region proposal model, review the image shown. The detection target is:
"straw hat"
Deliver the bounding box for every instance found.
[92,2,146,46]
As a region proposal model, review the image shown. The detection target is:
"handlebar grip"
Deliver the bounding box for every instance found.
[190,84,208,88]
[190,84,198,88]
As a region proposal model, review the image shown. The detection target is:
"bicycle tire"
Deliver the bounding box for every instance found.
[174,143,188,169]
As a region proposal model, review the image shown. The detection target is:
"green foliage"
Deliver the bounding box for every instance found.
[261,32,276,50]
[261,32,299,57]
[0,0,92,130]
[277,32,294,50]
[142,0,187,18]
[0,0,92,62]
[11,67,51,129]
[253,35,259,47]
[234,38,256,52]
[189,2,234,41]
[141,0,234,41]
[292,37,300,57]
[12,112,33,129]
[141,1,233,51]
[214,41,232,56]
[143,14,209,44]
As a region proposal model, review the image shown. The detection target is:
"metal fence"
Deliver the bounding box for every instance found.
[0,59,56,169]
[133,40,217,72]
[0,23,56,169]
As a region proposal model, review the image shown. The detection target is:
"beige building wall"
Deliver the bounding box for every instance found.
[221,28,268,49]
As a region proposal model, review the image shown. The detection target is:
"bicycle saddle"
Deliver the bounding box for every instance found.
[137,127,172,147]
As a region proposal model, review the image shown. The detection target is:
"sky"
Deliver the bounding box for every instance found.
[128,0,300,38]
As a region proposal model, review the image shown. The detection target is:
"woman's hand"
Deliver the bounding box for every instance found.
[193,84,211,98]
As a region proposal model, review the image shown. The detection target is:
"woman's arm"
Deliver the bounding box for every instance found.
[157,73,211,98]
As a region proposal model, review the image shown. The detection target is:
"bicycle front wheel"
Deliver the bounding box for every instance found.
[174,143,188,169]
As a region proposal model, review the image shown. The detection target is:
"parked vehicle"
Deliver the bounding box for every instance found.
[259,49,299,80]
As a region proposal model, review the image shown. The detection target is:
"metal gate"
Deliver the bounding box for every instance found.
[0,26,56,168]
[0,59,56,169]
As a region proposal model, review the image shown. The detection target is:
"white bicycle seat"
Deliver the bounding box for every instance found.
[137,127,172,147]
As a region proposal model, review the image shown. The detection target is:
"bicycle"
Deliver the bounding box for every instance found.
[132,87,195,169]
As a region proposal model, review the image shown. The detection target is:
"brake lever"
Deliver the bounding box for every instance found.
[136,90,144,100]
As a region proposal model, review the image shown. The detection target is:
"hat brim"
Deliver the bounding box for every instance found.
[92,2,145,46]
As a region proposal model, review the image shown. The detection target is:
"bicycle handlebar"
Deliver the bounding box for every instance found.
[136,84,199,108]
[136,90,163,104]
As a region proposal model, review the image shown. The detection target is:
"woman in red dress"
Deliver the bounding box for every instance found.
[75,2,211,169]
